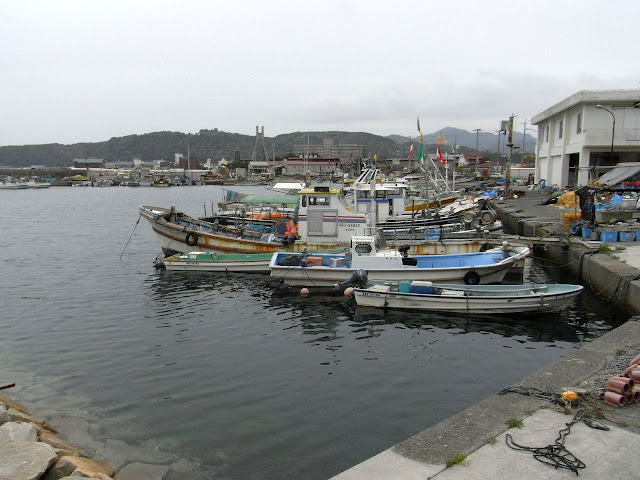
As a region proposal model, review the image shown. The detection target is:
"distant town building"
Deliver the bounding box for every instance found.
[105,160,135,169]
[290,139,367,164]
[178,156,201,170]
[73,158,105,169]
[532,89,640,187]
[284,157,340,176]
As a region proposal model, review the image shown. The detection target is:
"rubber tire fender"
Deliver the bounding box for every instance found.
[185,232,199,247]
[463,270,481,285]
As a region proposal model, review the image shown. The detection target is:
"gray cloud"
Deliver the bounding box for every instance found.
[1,0,639,145]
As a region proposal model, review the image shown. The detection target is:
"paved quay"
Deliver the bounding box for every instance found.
[332,318,640,480]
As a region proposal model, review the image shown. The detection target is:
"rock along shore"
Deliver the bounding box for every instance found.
[0,392,116,480]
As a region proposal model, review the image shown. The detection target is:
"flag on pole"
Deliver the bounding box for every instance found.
[444,137,448,145]
[437,145,445,165]
[419,132,423,144]
[373,153,377,165]
[436,135,441,145]
[417,117,421,132]
[417,143,424,166]
[408,143,414,160]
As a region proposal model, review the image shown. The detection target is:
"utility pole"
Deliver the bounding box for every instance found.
[505,116,515,197]
[472,128,481,176]
[521,118,527,164]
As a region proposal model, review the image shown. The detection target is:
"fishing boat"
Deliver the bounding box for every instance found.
[140,205,342,256]
[162,247,347,273]
[352,282,583,313]
[269,234,529,288]
[162,251,276,273]
[25,179,51,188]
[0,181,28,189]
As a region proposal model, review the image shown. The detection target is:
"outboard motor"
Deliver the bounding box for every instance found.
[333,269,368,293]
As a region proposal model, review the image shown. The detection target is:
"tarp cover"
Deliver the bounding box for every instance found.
[594,162,640,187]
[554,191,580,209]
[238,194,298,206]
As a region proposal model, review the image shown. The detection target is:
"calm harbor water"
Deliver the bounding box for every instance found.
[0,186,627,479]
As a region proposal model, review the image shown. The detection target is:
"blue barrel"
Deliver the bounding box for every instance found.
[581,227,593,238]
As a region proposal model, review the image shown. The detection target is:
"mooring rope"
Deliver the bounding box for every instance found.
[500,386,609,475]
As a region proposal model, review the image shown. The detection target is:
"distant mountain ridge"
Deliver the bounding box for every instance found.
[387,127,537,154]
[0,130,401,168]
[0,126,536,168]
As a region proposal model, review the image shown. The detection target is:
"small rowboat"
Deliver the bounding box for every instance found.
[163,251,275,273]
[353,282,583,314]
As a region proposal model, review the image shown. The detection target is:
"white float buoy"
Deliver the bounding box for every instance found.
[300,288,310,296]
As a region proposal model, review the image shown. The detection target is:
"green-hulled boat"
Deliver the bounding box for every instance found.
[162,249,346,274]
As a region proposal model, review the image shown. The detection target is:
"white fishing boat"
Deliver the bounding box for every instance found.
[269,235,530,288]
[0,182,28,189]
[353,282,583,314]
[25,179,51,188]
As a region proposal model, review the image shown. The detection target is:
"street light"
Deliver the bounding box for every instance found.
[596,104,615,164]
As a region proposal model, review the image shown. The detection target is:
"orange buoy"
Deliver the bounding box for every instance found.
[343,287,354,297]
[300,288,310,296]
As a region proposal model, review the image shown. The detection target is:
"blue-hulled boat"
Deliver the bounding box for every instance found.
[269,235,530,288]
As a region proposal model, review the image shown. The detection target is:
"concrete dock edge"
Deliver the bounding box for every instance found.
[331,317,640,479]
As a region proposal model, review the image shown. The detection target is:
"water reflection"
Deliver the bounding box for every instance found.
[143,265,623,347]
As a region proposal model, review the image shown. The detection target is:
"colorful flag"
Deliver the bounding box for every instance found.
[408,143,414,160]
[437,145,445,165]
[373,153,377,164]
[444,137,448,145]
[419,132,423,144]
[417,117,421,132]
[436,135,441,145]
[417,143,424,165]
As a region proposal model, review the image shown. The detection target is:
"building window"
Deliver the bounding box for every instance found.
[545,126,549,142]
[577,113,582,134]
[559,120,563,139]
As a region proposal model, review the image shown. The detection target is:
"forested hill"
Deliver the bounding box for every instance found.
[0,129,401,168]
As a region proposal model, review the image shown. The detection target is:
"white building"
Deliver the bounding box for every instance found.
[532,89,640,188]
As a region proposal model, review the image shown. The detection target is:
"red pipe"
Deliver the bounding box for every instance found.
[631,385,640,402]
[604,391,626,407]
[622,363,638,377]
[610,376,634,389]
[606,379,630,394]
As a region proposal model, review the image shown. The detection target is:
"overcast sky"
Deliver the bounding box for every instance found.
[1,0,639,146]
